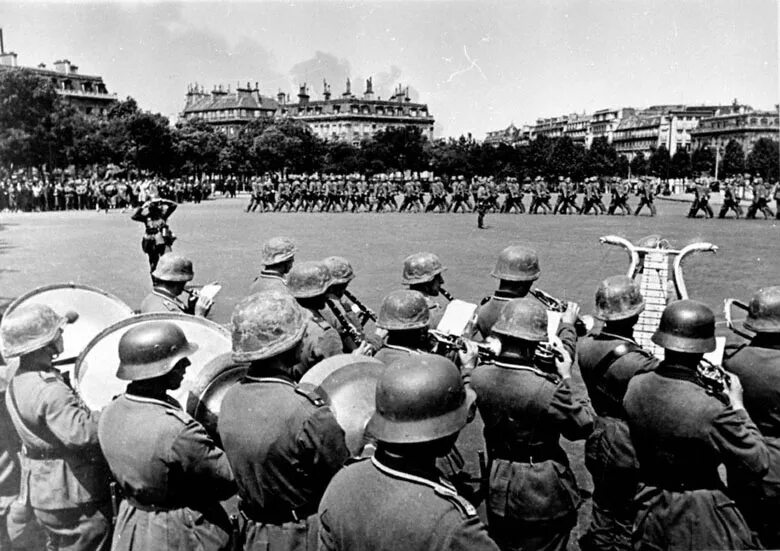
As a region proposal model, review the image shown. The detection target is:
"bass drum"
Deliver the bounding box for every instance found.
[74,313,231,411]
[300,353,383,387]
[3,283,134,368]
[302,357,384,457]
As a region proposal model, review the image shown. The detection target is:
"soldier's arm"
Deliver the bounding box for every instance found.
[434,510,501,551]
[40,382,101,449]
[170,419,237,500]
[299,407,350,490]
[547,378,594,441]
[556,321,577,359]
[712,406,769,480]
[130,206,147,221]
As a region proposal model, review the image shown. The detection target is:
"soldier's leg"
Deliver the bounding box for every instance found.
[477,209,485,228]
[553,197,563,214]
[687,200,698,218]
[704,203,714,218]
[746,204,757,219]
[718,203,729,218]
[649,201,657,216]
[634,201,643,216]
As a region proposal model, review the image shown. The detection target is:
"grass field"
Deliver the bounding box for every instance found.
[1,196,778,548]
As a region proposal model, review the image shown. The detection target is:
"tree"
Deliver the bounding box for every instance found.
[630,153,647,176]
[648,145,670,179]
[670,149,692,179]
[172,119,226,176]
[361,126,430,173]
[586,137,619,176]
[617,155,630,178]
[691,146,715,176]
[720,140,745,178]
[746,138,779,180]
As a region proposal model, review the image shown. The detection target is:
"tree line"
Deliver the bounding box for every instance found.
[1,70,777,181]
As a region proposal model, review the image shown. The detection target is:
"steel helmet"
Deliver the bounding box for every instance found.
[369,354,475,444]
[152,254,194,282]
[376,290,430,331]
[651,299,716,353]
[490,245,540,282]
[116,321,198,381]
[0,303,77,359]
[231,290,306,362]
[323,256,355,285]
[287,261,332,298]
[594,275,645,321]
[261,236,297,266]
[401,252,446,285]
[491,298,548,342]
[744,287,780,334]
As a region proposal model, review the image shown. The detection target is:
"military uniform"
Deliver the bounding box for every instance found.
[318,453,499,551]
[218,373,349,551]
[471,360,594,551]
[687,182,714,218]
[719,182,743,219]
[139,287,194,314]
[298,309,344,376]
[623,363,768,550]
[577,330,657,551]
[99,393,236,551]
[249,271,288,296]
[724,336,780,547]
[633,181,656,216]
[6,365,112,550]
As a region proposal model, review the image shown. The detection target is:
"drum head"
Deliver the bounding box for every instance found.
[300,353,383,387]
[74,313,231,411]
[4,283,134,366]
[185,352,247,444]
[317,362,384,456]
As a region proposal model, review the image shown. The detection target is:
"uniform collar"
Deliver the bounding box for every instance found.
[382,343,423,355]
[260,270,285,281]
[371,454,452,490]
[593,330,638,345]
[125,392,182,410]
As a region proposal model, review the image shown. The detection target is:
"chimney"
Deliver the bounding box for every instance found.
[277,90,286,104]
[323,79,331,100]
[0,51,17,67]
[54,59,71,74]
[363,77,374,100]
[70,64,78,75]
[298,83,310,105]
[342,78,352,98]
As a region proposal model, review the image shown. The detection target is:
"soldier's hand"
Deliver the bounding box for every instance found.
[352,341,375,357]
[561,301,580,326]
[725,372,745,410]
[195,296,213,317]
[549,336,572,379]
[457,340,479,371]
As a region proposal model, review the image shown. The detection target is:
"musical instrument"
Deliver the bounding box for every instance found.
[325,298,365,345]
[343,290,377,323]
[429,330,502,361]
[530,288,594,337]
[724,298,753,340]
[3,283,134,369]
[74,313,231,411]
[697,358,731,395]
[301,355,384,457]
[600,235,718,358]
[440,287,455,302]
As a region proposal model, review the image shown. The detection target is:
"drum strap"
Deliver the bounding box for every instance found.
[5,379,54,453]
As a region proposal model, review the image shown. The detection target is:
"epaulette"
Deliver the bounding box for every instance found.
[39,371,59,383]
[163,407,192,424]
[479,295,491,306]
[295,382,326,407]
[433,484,478,518]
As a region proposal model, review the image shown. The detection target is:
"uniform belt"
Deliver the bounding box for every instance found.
[490,447,560,464]
[126,496,183,513]
[22,445,63,460]
[642,477,723,493]
[239,501,316,525]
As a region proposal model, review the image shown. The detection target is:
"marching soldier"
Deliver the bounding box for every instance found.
[131,197,178,273]
[425,177,446,213]
[579,177,600,215]
[723,287,780,547]
[449,177,470,213]
[718,179,743,219]
[476,182,489,228]
[275,179,294,212]
[553,176,568,214]
[774,179,780,220]
[398,178,418,212]
[218,291,350,551]
[0,304,112,550]
[607,178,631,215]
[687,179,714,218]
[401,252,449,329]
[139,253,213,316]
[577,276,658,551]
[246,178,263,213]
[624,300,767,550]
[475,245,579,358]
[471,298,594,551]
[98,322,236,551]
[633,178,657,216]
[287,261,344,375]
[249,236,296,295]
[502,177,523,214]
[529,177,551,214]
[746,177,775,219]
[318,355,499,551]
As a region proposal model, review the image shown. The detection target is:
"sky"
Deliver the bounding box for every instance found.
[1,0,777,138]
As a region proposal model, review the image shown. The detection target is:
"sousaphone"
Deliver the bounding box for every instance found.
[74,312,231,411]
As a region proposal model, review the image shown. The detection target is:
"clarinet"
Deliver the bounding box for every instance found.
[440,287,455,302]
[343,290,377,323]
[530,288,566,312]
[326,298,364,344]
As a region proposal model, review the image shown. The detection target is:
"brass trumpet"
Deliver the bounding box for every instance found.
[697,358,731,395]
[530,288,594,336]
[429,329,502,361]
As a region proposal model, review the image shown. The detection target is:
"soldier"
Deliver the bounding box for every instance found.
[398,178,417,212]
[287,261,344,376]
[633,178,657,216]
[401,252,449,329]
[553,176,568,214]
[131,197,178,273]
[318,354,499,551]
[321,256,377,353]
[502,177,522,214]
[249,236,296,295]
[475,245,579,358]
[718,179,743,219]
[476,182,489,229]
[373,290,433,365]
[275,179,294,212]
[576,276,658,551]
[746,177,775,219]
[139,253,213,316]
[774,179,780,220]
[687,179,714,218]
[471,298,594,551]
[529,177,551,214]
[723,287,780,547]
[98,322,236,551]
[448,177,470,214]
[623,300,767,550]
[373,176,392,213]
[579,177,600,215]
[607,178,631,215]
[218,291,350,551]
[485,178,500,212]
[0,304,112,550]
[425,177,446,213]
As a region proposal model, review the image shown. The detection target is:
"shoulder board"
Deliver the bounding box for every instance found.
[163,407,193,424]
[479,295,491,306]
[433,485,478,518]
[39,371,59,383]
[295,382,326,407]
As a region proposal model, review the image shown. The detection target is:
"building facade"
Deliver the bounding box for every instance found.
[484,123,518,146]
[690,105,780,152]
[180,78,435,145]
